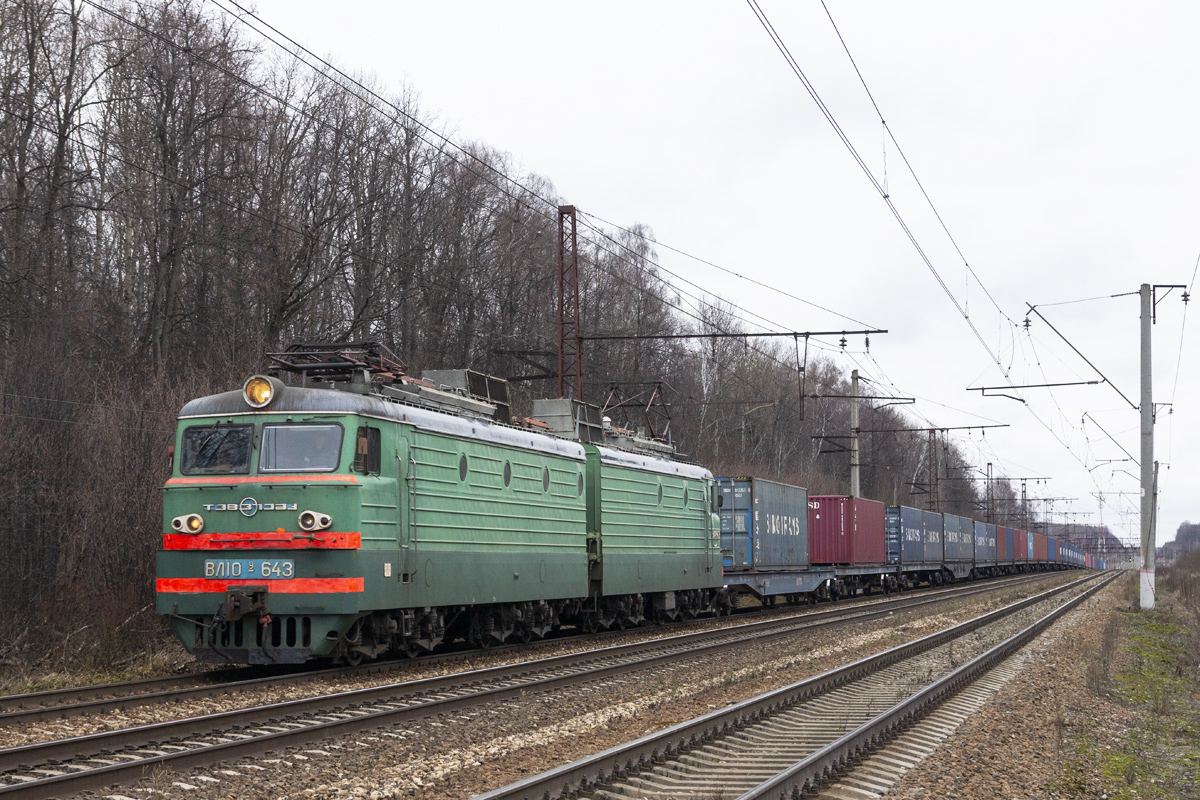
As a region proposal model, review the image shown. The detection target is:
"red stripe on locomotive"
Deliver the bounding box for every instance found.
[156,577,365,593]
[162,532,361,550]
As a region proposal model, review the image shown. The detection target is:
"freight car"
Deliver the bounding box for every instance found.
[719,486,1096,606]
[157,344,723,664]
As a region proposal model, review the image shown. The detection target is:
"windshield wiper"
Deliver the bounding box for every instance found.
[192,421,228,460]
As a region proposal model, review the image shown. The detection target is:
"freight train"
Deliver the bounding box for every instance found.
[156,344,1105,664]
[716,477,1099,603]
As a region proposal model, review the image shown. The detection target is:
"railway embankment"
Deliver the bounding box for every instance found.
[63,573,1082,799]
[888,564,1199,800]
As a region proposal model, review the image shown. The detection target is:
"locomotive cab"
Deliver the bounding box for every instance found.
[157,374,393,664]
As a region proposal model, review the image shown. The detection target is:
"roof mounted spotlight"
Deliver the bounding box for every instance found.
[243,375,280,408]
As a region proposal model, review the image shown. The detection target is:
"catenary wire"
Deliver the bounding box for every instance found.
[745,0,1016,388]
[189,0,881,393]
[761,2,1145,525]
[205,0,875,350]
[819,0,1013,326]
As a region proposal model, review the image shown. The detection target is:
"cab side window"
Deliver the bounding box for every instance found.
[354,426,381,474]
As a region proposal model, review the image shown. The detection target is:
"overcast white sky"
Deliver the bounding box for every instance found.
[239,0,1199,555]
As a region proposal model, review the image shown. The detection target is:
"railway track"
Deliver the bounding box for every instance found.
[473,571,1116,800]
[0,572,1084,799]
[0,571,1063,727]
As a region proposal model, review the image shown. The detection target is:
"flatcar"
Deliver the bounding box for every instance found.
[715,483,1096,605]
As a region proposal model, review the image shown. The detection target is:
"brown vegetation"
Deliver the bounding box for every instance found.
[0,0,1107,675]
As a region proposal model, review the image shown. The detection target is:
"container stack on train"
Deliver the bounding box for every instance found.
[716,477,821,601]
[807,496,887,597]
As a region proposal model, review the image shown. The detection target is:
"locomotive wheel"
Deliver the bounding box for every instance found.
[403,642,423,659]
[342,619,365,665]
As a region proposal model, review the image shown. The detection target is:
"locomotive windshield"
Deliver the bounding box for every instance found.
[180,424,253,475]
[259,423,343,472]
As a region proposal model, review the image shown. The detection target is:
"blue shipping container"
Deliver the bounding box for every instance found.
[923,511,944,564]
[718,480,749,568]
[717,477,809,570]
[944,514,974,561]
[886,505,924,565]
[974,521,997,563]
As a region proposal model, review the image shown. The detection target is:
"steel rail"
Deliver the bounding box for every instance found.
[0,573,1079,799]
[0,573,1047,767]
[470,572,1109,800]
[740,571,1119,799]
[0,571,1061,726]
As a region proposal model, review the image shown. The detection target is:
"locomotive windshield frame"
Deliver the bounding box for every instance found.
[179,423,253,475]
[259,422,344,473]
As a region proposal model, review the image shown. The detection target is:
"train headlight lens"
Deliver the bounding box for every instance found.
[243,375,274,408]
[172,514,204,534]
[299,510,332,532]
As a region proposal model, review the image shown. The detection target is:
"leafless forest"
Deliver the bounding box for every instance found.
[0,0,1054,672]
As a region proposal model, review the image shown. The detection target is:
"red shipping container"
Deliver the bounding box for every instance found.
[807,496,886,565]
[1033,533,1048,561]
[1014,529,1028,561]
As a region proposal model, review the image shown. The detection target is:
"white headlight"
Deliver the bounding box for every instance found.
[171,514,204,534]
[299,510,332,532]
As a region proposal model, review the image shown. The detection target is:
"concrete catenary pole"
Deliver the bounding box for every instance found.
[850,369,860,498]
[1140,283,1155,609]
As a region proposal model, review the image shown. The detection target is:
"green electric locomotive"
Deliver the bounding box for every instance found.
[156,343,722,664]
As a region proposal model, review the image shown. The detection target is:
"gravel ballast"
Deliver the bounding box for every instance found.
[89,573,1093,800]
[884,572,1131,799]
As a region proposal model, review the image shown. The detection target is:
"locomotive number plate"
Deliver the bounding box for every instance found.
[204,559,294,579]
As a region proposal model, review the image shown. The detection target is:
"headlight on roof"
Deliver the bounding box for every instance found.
[243,375,275,408]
